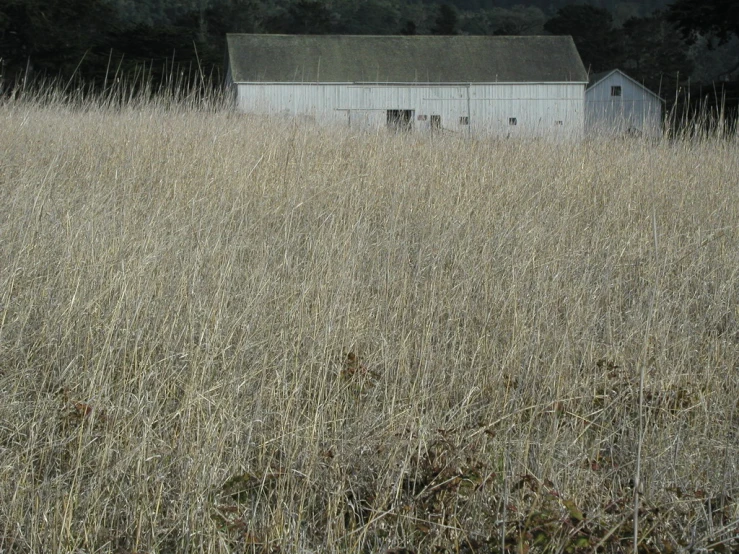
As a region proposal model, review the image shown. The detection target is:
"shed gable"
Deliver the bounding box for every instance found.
[585,69,664,137]
[587,69,663,102]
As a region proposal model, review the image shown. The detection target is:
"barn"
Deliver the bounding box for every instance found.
[585,69,664,137]
[225,34,589,139]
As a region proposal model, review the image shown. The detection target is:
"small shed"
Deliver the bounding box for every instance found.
[585,69,664,137]
[225,34,589,139]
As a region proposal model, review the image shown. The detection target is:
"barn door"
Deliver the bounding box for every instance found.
[387,110,414,132]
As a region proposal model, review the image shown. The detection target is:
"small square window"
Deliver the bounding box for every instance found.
[509,117,517,125]
[460,116,469,125]
[611,86,622,96]
[417,114,428,121]
[555,120,563,126]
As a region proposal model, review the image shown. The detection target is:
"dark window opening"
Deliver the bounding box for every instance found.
[387,110,414,131]
[611,86,622,97]
[460,116,469,125]
[509,117,517,125]
[430,115,441,131]
[555,120,563,126]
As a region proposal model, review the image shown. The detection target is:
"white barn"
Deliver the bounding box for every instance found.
[585,69,664,137]
[225,34,589,139]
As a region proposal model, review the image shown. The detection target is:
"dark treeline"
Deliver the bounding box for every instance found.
[0,0,737,122]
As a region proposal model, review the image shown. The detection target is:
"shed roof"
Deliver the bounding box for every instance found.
[226,34,589,84]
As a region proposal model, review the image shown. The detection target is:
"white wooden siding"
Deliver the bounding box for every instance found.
[585,71,663,137]
[235,83,585,139]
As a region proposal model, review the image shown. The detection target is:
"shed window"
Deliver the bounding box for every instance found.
[509,117,517,125]
[459,116,469,125]
[555,120,563,126]
[611,86,622,97]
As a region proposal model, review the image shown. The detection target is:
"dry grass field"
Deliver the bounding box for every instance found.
[0,96,737,554]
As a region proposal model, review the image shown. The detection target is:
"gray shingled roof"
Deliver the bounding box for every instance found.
[226,34,588,84]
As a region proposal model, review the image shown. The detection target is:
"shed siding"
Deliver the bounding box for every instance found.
[235,83,584,139]
[585,72,662,137]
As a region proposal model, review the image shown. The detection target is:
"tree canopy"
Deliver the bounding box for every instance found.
[543,4,622,73]
[667,0,739,44]
[431,4,459,35]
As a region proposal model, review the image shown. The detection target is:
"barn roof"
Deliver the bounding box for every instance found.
[226,34,589,84]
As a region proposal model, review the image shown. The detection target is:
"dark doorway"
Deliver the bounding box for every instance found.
[387,110,414,132]
[430,115,441,132]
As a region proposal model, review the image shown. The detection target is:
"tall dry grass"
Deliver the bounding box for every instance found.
[0,96,737,554]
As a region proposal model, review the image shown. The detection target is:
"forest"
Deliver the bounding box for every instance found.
[1,0,737,116]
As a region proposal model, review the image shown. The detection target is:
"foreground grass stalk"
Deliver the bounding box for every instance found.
[634,197,661,553]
